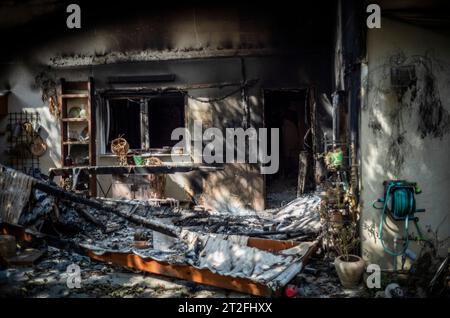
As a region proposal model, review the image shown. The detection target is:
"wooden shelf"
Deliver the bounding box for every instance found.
[59,78,96,196]
[63,141,89,145]
[61,93,89,99]
[61,118,88,122]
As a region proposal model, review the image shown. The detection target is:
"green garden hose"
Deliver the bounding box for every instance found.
[373,181,425,257]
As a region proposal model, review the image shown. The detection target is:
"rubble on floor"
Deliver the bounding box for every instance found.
[0,244,374,298]
[0,165,324,297]
[0,246,249,298]
[266,176,298,208]
[293,255,369,298]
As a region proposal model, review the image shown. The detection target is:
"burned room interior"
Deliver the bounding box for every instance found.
[0,0,449,300]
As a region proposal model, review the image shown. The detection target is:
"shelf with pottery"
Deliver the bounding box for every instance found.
[58,78,96,196]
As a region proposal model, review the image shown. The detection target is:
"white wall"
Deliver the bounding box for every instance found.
[361,18,450,269]
[0,62,65,174]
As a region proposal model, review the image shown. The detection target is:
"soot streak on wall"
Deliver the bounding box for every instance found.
[366,50,450,174]
[361,18,450,269]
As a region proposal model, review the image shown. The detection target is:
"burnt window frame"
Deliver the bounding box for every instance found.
[98,91,187,155]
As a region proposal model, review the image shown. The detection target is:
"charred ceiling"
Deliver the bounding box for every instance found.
[0,1,335,65]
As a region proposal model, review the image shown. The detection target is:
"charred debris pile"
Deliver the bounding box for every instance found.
[0,165,323,296]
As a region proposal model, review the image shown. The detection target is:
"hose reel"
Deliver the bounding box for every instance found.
[373,180,426,256]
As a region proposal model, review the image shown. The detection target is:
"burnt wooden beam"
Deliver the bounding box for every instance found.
[98,79,259,97]
[49,164,223,178]
[31,179,181,238]
[71,205,107,232]
[247,237,298,252]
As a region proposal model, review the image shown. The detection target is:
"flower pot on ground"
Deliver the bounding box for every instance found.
[326,221,364,288]
[334,254,366,288]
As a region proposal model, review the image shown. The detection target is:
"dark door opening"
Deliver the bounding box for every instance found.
[263,89,311,208]
[148,93,185,148]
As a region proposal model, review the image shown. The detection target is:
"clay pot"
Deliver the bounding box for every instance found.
[334,254,365,288]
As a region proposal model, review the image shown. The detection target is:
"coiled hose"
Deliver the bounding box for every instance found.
[374,182,423,256]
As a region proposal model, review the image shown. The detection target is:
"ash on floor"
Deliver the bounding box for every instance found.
[0,246,248,298]
[266,176,298,209]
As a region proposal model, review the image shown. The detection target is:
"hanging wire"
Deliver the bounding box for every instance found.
[185,86,242,103]
[99,79,258,102]
[184,80,257,103]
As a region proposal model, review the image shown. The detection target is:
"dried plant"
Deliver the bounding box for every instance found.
[328,221,360,260]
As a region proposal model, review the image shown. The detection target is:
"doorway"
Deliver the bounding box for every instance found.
[263,89,312,208]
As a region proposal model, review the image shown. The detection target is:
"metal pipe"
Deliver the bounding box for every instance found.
[332,90,345,146]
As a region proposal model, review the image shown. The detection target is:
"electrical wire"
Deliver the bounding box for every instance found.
[185,80,257,103]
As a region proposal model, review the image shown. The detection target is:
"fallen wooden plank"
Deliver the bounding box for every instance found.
[49,164,223,178]
[247,237,298,252]
[32,180,182,238]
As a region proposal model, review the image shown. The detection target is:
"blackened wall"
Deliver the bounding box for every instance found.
[0,2,334,212]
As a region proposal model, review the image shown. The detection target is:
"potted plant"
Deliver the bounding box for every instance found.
[332,222,366,288]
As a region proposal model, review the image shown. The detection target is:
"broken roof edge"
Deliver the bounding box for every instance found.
[46,47,325,69]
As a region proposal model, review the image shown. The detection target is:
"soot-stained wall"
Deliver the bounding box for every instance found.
[361,18,450,269]
[0,4,333,213]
